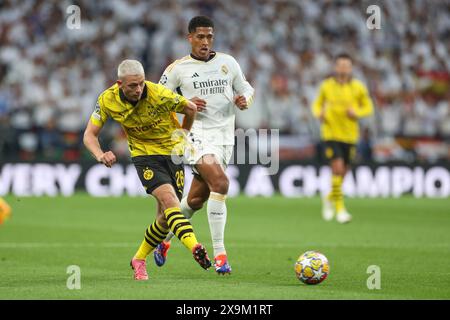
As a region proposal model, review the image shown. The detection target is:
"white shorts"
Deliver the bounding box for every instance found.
[184,133,233,174]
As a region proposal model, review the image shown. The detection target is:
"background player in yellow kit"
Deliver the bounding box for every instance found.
[312,53,374,223]
[83,59,211,280]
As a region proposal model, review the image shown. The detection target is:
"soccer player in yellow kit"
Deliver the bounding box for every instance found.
[312,53,374,223]
[83,60,211,280]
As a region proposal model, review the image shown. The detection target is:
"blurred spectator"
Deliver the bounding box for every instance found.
[356,127,373,163]
[261,73,299,134]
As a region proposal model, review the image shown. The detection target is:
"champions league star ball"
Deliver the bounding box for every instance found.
[295,251,329,285]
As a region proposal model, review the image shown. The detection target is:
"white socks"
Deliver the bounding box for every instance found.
[207,192,227,257]
[165,197,195,241]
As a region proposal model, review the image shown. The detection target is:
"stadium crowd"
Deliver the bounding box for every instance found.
[0,0,449,163]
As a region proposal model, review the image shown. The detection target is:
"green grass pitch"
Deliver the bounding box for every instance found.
[0,194,449,300]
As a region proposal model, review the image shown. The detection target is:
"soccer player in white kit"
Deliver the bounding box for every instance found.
[154,16,255,274]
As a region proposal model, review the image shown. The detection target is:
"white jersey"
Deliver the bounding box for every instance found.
[159,52,254,146]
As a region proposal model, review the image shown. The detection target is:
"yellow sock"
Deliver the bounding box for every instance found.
[164,207,198,251]
[330,175,345,212]
[134,220,169,260]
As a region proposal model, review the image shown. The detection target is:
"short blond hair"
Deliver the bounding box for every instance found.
[117,59,145,79]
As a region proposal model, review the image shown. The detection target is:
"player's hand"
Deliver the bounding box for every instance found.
[234,95,248,110]
[190,96,207,112]
[319,112,326,123]
[98,151,117,168]
[346,107,357,120]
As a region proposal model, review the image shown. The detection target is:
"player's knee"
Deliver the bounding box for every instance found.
[337,166,346,176]
[188,196,207,211]
[332,167,344,176]
[157,192,179,211]
[331,160,346,176]
[208,175,229,194]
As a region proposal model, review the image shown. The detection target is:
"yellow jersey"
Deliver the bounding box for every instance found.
[312,77,374,144]
[90,81,188,157]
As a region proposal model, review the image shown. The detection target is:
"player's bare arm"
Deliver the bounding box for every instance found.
[83,121,117,168]
[180,100,198,131]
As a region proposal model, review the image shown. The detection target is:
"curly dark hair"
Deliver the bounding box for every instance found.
[188,16,214,33]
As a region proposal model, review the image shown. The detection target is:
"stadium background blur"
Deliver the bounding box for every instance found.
[0,0,449,165]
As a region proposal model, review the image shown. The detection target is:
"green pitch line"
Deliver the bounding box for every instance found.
[0,194,449,300]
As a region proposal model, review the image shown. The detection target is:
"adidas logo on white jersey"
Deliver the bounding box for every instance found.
[192,72,200,78]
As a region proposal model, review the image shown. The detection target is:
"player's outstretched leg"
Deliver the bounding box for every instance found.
[131,219,170,280]
[153,184,211,270]
[164,207,211,270]
[154,197,196,267]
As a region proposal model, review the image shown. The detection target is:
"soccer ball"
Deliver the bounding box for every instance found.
[295,251,329,285]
